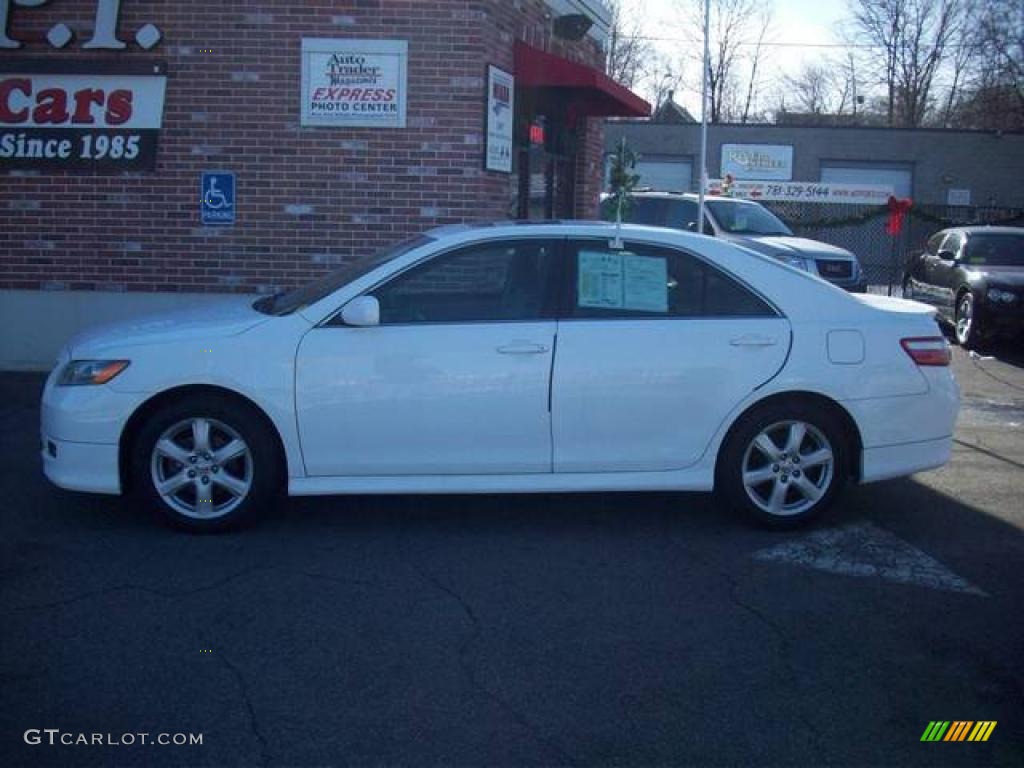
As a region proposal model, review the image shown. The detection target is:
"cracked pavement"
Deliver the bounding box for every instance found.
[1,345,1023,767]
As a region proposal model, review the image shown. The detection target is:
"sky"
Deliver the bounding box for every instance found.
[617,0,853,116]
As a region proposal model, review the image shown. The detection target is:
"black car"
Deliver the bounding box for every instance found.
[903,226,1023,348]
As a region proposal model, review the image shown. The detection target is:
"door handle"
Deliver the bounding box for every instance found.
[497,342,548,355]
[729,335,778,347]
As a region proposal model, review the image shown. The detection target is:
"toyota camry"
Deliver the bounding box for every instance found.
[41,222,959,531]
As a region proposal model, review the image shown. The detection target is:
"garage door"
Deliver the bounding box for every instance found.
[820,164,912,197]
[635,160,692,193]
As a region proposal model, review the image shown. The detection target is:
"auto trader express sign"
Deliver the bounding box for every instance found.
[0,60,167,171]
[301,38,407,129]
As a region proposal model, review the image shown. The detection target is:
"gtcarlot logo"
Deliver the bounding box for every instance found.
[24,729,202,747]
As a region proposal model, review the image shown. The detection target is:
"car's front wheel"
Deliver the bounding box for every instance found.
[717,401,848,528]
[130,395,281,531]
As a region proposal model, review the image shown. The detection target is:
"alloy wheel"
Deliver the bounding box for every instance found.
[741,420,835,517]
[149,417,253,519]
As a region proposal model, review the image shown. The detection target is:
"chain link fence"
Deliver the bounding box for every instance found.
[759,201,1024,294]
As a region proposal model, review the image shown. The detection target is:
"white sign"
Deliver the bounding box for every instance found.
[721,143,793,180]
[707,179,895,205]
[578,252,669,313]
[485,65,514,173]
[947,188,971,206]
[0,69,166,170]
[301,38,407,128]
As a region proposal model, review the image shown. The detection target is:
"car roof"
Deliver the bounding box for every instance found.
[944,225,1024,236]
[423,219,710,242]
[622,190,760,204]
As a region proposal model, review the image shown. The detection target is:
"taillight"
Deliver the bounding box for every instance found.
[901,337,951,366]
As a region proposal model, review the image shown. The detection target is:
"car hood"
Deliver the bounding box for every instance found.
[964,264,1024,288]
[68,297,271,357]
[723,234,856,260]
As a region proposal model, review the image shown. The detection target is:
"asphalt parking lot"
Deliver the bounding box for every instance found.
[2,345,1023,767]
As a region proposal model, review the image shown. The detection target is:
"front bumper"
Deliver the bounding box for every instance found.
[977,299,1024,338]
[42,436,120,494]
[40,363,146,496]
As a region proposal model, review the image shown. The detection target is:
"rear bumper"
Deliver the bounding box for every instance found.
[860,435,952,483]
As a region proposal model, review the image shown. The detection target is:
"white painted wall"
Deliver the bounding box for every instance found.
[0,290,257,371]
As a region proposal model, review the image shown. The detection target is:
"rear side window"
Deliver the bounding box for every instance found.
[569,240,776,319]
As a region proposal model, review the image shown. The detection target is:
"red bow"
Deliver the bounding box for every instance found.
[886,196,913,236]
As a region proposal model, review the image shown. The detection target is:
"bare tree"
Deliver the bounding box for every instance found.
[676,0,773,124]
[969,0,1024,125]
[606,0,655,89]
[741,8,773,123]
[783,63,837,114]
[651,64,686,113]
[846,0,964,127]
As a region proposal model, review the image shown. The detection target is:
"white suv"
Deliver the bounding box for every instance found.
[605,191,868,292]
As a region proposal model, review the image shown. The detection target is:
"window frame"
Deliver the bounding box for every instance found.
[561,238,782,322]
[325,236,566,327]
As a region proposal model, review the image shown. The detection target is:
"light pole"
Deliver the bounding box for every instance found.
[697,0,710,233]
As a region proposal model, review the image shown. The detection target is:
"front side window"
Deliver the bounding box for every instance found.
[372,239,557,324]
[941,233,963,257]
[925,232,946,256]
[569,240,776,319]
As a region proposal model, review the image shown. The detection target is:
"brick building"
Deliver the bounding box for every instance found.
[0,0,648,369]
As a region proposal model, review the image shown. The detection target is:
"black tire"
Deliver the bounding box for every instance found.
[129,394,281,532]
[954,290,982,350]
[716,400,849,529]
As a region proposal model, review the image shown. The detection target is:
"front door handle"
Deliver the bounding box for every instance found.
[729,335,778,347]
[497,342,548,355]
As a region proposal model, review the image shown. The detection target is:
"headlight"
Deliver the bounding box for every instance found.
[782,255,811,272]
[986,288,1016,303]
[57,360,130,386]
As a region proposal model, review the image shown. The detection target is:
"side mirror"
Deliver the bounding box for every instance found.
[340,295,380,327]
[686,221,698,231]
[937,249,957,262]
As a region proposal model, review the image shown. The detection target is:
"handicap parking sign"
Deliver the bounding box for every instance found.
[201,171,235,225]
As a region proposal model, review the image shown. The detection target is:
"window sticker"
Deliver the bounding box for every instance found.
[578,251,625,308]
[623,255,668,312]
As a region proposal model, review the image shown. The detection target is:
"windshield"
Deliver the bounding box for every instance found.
[963,233,1024,267]
[706,200,792,236]
[256,235,434,315]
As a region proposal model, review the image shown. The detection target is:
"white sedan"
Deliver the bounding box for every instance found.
[41,222,959,531]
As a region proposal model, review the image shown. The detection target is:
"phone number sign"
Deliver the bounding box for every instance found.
[0,61,166,171]
[707,179,894,205]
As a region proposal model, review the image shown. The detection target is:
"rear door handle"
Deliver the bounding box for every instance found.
[497,342,548,355]
[729,335,778,347]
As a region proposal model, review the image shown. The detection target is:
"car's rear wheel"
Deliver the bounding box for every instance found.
[130,396,280,531]
[955,291,981,349]
[718,401,848,528]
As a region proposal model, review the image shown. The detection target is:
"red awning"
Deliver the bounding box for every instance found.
[514,40,651,118]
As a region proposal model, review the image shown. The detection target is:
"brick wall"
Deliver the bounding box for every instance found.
[1,1,608,295]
